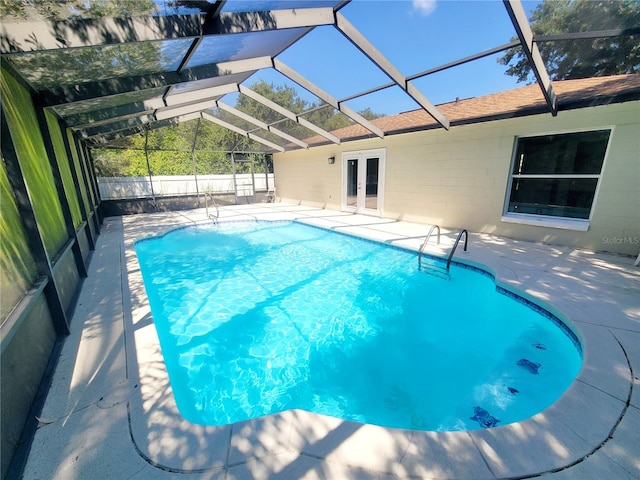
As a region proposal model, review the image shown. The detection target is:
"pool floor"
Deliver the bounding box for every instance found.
[21,203,640,479]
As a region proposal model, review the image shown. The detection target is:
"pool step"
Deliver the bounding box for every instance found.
[418,260,451,279]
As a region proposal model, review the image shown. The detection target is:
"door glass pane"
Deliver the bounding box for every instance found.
[347,159,358,208]
[365,157,379,210]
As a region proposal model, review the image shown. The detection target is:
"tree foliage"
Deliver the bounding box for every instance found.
[0,0,156,20]
[92,120,234,176]
[498,0,640,82]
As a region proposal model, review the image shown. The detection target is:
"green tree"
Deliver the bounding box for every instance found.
[1,0,156,20]
[305,106,351,132]
[357,107,384,121]
[498,0,640,82]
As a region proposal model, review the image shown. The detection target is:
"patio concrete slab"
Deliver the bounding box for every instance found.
[331,225,407,243]
[25,395,143,479]
[597,405,640,476]
[398,431,494,479]
[35,232,126,423]
[228,411,296,466]
[613,329,640,409]
[544,450,640,480]
[289,412,412,472]
[568,321,632,403]
[295,216,353,230]
[549,379,626,447]
[20,203,640,480]
[226,450,382,480]
[469,416,593,478]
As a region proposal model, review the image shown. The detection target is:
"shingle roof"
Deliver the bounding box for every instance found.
[303,74,640,147]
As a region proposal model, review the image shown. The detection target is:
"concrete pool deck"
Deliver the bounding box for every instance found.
[22,203,639,479]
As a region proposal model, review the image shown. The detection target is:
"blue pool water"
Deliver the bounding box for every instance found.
[135,221,582,431]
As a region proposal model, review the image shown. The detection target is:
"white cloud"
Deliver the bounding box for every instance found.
[412,0,437,16]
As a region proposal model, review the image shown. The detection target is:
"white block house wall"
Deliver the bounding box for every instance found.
[272,100,640,256]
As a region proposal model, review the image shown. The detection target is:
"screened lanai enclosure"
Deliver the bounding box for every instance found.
[1,0,639,478]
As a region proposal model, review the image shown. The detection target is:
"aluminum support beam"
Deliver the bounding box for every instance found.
[163,57,272,106]
[210,7,335,35]
[273,60,384,138]
[163,37,205,99]
[239,85,341,144]
[71,92,227,134]
[85,112,203,142]
[201,112,285,152]
[39,63,255,107]
[79,99,216,139]
[334,12,449,130]
[79,115,154,139]
[163,82,241,107]
[1,15,201,53]
[73,83,238,136]
[154,98,219,121]
[407,41,520,81]
[267,126,309,150]
[535,27,640,43]
[73,134,100,219]
[336,40,520,104]
[245,132,284,153]
[65,98,166,128]
[87,127,143,144]
[503,0,557,115]
[1,8,335,53]
[125,85,356,151]
[217,101,309,149]
[217,102,269,129]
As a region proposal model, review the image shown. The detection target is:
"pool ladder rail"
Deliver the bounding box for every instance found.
[418,226,468,278]
[204,192,219,223]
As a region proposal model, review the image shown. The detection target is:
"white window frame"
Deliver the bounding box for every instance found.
[501,127,613,231]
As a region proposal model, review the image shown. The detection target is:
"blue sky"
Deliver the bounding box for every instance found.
[247,0,543,116]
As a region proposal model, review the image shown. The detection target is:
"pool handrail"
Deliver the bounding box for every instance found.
[418,225,441,270]
[446,229,468,271]
[205,192,219,223]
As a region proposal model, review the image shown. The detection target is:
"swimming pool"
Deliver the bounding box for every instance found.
[135,220,582,431]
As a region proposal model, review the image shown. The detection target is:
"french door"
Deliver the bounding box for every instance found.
[342,149,385,215]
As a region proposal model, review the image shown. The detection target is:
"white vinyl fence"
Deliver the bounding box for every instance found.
[97,174,274,200]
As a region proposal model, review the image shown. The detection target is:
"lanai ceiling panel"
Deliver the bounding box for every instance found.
[204,105,260,132]
[410,52,531,106]
[50,87,168,118]
[185,28,310,68]
[341,85,420,118]
[4,38,194,89]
